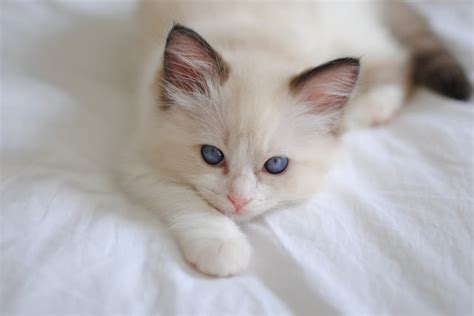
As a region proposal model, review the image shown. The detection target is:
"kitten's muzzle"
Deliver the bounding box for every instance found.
[227,194,250,213]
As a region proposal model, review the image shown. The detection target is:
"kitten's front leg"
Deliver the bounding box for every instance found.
[154,182,251,277]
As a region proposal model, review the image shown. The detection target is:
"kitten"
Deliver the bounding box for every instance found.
[121,1,471,277]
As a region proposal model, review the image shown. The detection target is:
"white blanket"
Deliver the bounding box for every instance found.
[1,1,472,314]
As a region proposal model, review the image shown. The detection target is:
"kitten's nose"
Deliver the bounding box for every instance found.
[227,194,249,213]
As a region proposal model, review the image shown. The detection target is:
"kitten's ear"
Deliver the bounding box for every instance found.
[290,58,360,114]
[162,24,229,97]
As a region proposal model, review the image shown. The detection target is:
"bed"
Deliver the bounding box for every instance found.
[1,1,472,314]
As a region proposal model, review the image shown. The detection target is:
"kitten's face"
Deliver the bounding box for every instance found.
[152,25,359,222]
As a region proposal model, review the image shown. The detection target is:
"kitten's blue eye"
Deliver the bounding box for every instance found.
[264,156,289,174]
[201,145,224,165]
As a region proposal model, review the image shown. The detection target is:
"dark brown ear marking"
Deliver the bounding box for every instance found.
[163,24,229,96]
[290,57,360,91]
[290,58,360,113]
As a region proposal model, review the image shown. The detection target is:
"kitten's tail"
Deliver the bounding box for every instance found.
[385,2,472,101]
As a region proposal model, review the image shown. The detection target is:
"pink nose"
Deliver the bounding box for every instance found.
[227,194,250,212]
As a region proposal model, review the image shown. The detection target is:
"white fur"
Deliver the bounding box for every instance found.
[121,1,410,277]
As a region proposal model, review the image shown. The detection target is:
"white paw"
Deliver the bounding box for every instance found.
[181,232,251,277]
[342,84,405,130]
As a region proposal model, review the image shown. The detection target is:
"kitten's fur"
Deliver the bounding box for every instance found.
[121,1,471,277]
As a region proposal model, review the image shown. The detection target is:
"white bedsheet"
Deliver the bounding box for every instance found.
[1,1,472,315]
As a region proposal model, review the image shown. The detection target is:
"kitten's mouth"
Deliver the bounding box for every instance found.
[212,204,257,222]
[209,203,232,216]
[190,185,250,220]
[191,187,234,216]
[206,200,245,219]
[211,204,224,214]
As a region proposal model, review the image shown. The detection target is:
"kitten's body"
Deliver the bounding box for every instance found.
[122,1,471,276]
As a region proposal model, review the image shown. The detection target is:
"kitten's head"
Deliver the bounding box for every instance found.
[149,24,359,222]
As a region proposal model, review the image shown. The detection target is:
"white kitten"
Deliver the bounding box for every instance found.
[121,1,471,277]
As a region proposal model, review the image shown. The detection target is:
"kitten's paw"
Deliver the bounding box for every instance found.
[182,232,251,277]
[342,84,405,130]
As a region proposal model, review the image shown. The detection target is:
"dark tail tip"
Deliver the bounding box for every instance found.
[413,52,472,101]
